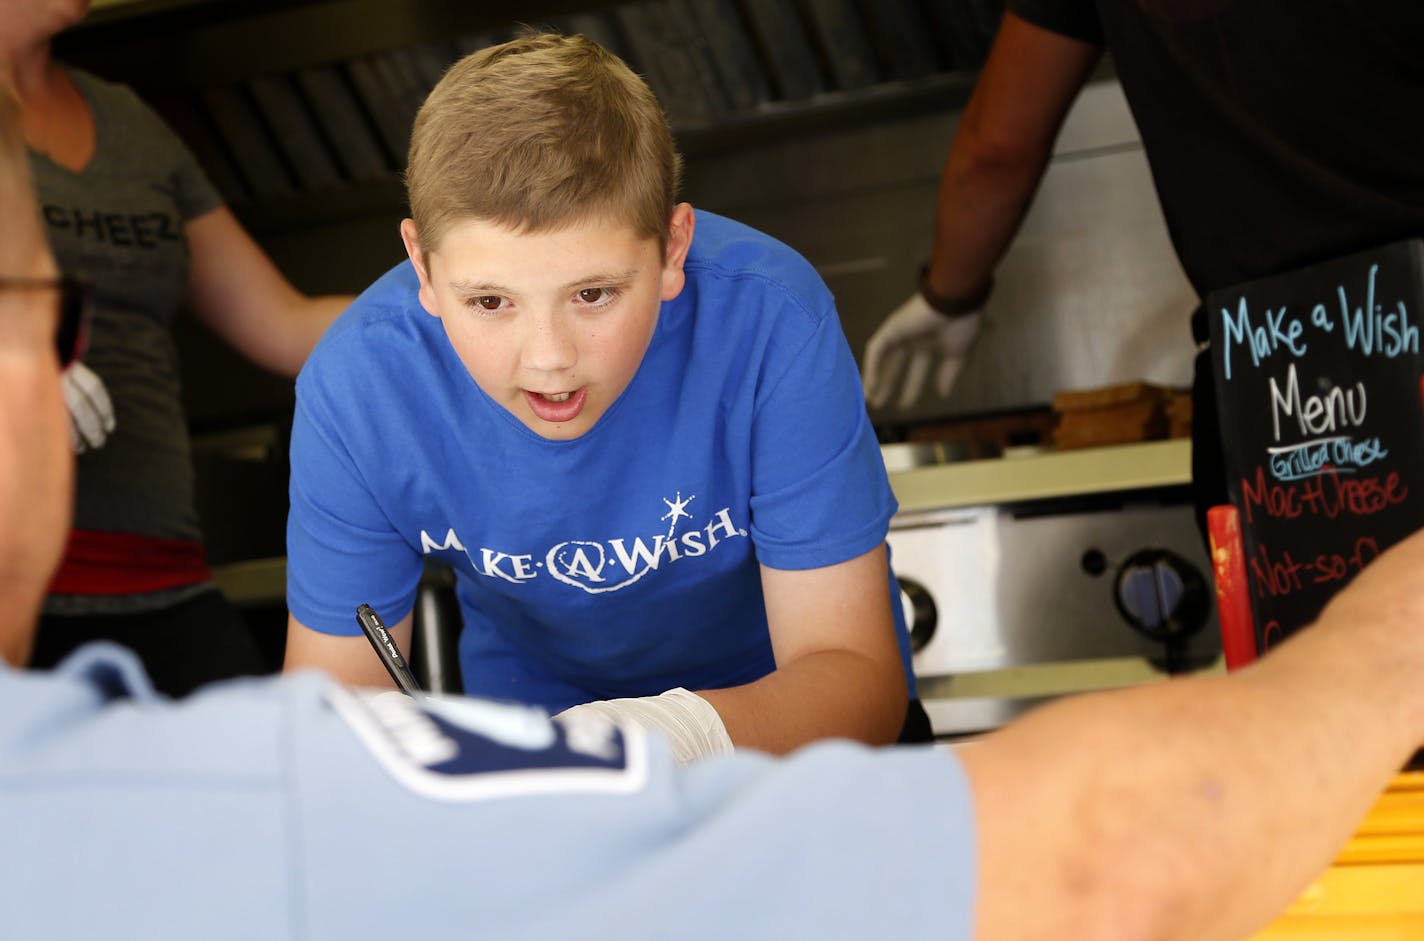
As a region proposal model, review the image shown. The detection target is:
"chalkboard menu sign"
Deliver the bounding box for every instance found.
[1209,238,1424,654]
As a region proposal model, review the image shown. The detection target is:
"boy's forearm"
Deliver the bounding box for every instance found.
[698,649,907,754]
[283,612,409,691]
[961,529,1424,941]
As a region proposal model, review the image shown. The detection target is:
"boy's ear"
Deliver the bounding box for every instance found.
[659,203,696,302]
[400,219,441,317]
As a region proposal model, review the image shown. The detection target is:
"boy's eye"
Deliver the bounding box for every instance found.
[578,287,607,304]
[472,295,504,311]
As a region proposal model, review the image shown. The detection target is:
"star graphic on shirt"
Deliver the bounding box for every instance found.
[661,491,695,533]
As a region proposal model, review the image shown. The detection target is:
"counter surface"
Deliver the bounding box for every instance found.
[888,438,1193,513]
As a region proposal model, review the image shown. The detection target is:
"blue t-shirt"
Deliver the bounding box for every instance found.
[0,648,974,940]
[287,210,914,710]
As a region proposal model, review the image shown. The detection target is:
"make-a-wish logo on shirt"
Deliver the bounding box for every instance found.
[417,491,748,595]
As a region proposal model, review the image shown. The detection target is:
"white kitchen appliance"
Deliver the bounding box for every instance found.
[886,440,1221,736]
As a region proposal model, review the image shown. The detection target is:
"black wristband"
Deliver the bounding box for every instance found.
[918,265,993,318]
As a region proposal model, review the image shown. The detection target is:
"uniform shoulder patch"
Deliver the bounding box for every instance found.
[328,688,649,800]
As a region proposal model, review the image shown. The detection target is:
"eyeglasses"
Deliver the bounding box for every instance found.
[0,274,91,368]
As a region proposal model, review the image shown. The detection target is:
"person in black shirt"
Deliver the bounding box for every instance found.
[861,1,1424,534]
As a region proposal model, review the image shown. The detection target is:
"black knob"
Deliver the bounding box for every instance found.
[897,576,937,653]
[1113,549,1210,643]
[1080,548,1108,577]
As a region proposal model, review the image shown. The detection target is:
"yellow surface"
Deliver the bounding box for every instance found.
[1250,772,1424,938]
[887,439,1192,513]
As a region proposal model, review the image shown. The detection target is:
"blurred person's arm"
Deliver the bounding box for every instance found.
[863,12,1102,408]
[923,11,1100,304]
[0,84,71,664]
[960,525,1424,941]
[0,80,53,282]
[183,206,353,378]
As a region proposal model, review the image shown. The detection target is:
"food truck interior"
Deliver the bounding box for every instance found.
[62,0,1216,716]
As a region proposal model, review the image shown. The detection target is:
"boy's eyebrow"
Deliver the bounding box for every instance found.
[446,269,642,296]
[447,278,513,295]
[559,268,641,292]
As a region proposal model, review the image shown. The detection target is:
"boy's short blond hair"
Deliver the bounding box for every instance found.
[406,32,684,253]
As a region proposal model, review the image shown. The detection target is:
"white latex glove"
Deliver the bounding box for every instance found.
[62,362,116,453]
[554,687,732,765]
[862,291,983,411]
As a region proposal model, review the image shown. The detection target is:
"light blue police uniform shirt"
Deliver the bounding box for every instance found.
[1,645,975,939]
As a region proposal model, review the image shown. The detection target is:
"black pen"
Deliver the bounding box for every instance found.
[355,603,423,697]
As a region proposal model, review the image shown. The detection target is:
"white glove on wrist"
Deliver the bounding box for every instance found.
[862,291,983,411]
[554,687,732,765]
[62,362,116,453]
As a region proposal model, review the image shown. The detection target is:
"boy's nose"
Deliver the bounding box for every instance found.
[521,311,577,372]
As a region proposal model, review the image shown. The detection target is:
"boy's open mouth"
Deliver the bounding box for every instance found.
[524,387,587,423]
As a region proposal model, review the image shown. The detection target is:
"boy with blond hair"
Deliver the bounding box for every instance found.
[282,33,926,760]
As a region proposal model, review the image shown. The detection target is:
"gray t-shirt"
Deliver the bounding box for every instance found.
[33,68,224,613]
